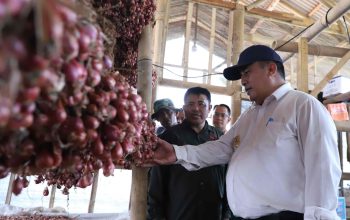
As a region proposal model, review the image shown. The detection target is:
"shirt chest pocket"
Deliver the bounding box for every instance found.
[265,121,296,141]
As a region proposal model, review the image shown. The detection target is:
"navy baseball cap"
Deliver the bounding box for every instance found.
[223,45,283,81]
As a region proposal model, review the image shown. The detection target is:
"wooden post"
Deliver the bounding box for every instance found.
[310,50,350,97]
[207,8,216,85]
[88,171,99,213]
[226,11,234,71]
[49,184,56,208]
[182,2,194,81]
[231,4,245,123]
[152,0,169,102]
[297,37,308,92]
[5,173,15,205]
[130,24,153,220]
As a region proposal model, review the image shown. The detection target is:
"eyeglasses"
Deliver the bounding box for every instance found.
[213,112,229,118]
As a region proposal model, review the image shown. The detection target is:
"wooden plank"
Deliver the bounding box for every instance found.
[310,50,350,97]
[49,184,56,208]
[342,172,350,180]
[335,121,350,132]
[182,2,194,82]
[208,8,216,85]
[246,0,268,11]
[297,37,308,92]
[226,10,234,89]
[273,40,350,58]
[159,78,234,95]
[347,104,350,162]
[323,91,350,104]
[338,132,343,172]
[192,0,237,10]
[131,24,153,220]
[248,7,304,22]
[5,173,15,205]
[250,0,280,34]
[88,171,99,213]
[153,0,169,79]
[231,4,245,123]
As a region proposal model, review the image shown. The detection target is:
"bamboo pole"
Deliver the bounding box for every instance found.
[226,11,234,69]
[231,4,245,123]
[152,0,169,106]
[88,171,99,213]
[5,173,15,205]
[182,2,194,81]
[207,8,216,84]
[49,184,56,208]
[130,24,153,220]
[273,40,350,58]
[335,121,350,132]
[297,37,308,92]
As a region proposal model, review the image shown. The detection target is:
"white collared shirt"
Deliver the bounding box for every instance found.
[174,83,341,219]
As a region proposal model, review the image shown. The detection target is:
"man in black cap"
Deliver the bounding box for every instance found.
[143,45,341,220]
[151,98,179,135]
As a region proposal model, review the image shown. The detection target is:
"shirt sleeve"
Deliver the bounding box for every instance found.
[174,128,235,171]
[297,97,341,220]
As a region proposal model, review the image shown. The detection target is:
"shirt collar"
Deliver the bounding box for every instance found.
[271,83,293,101]
[252,83,293,107]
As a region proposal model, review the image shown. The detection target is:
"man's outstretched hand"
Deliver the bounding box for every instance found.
[137,139,177,167]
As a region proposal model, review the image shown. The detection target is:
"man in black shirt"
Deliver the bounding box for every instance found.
[147,87,230,220]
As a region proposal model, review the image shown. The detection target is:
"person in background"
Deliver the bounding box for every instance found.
[212,104,231,133]
[144,45,341,220]
[151,98,179,135]
[147,87,231,220]
[176,108,185,124]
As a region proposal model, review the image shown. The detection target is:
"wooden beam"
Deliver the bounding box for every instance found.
[226,11,234,68]
[131,24,153,220]
[273,40,350,58]
[310,50,350,97]
[342,172,350,180]
[5,173,15,205]
[335,121,350,132]
[164,63,209,73]
[153,0,169,79]
[88,171,99,213]
[297,37,308,92]
[248,7,304,22]
[246,0,268,11]
[323,91,350,104]
[182,2,194,82]
[192,0,237,10]
[250,0,280,34]
[49,184,56,208]
[208,8,217,84]
[159,78,233,95]
[231,4,245,123]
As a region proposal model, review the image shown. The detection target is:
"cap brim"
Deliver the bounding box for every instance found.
[223,65,245,81]
[151,106,178,119]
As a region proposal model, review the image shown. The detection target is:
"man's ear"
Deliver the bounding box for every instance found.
[268,62,277,77]
[209,104,212,111]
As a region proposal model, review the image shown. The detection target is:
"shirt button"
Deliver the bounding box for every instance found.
[200,182,204,186]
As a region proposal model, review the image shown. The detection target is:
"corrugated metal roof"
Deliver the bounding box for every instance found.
[165,0,350,88]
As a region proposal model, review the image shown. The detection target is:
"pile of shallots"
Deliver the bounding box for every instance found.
[0,0,157,196]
